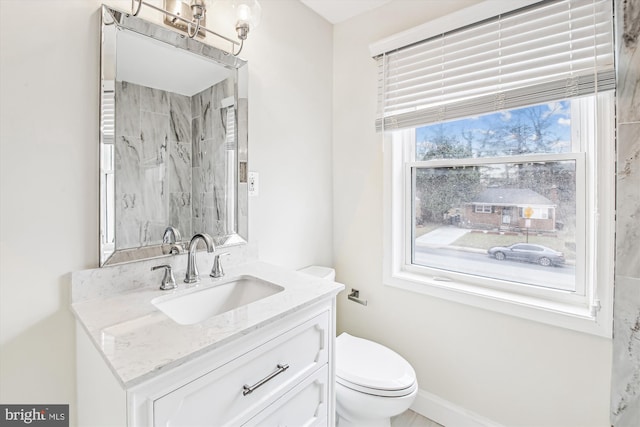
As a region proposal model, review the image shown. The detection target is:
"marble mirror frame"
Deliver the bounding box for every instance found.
[99,5,248,267]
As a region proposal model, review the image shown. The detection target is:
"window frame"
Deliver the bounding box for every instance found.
[382,93,615,337]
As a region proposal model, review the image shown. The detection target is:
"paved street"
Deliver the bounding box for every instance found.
[414,226,575,291]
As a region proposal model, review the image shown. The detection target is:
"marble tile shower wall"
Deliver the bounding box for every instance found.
[191,78,234,238]
[115,81,193,249]
[114,79,232,249]
[611,0,640,426]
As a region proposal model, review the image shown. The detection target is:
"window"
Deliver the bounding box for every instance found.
[474,205,492,214]
[100,80,116,260]
[409,99,587,294]
[376,0,615,336]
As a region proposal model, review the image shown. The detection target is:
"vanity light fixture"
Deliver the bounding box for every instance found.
[232,0,262,42]
[130,0,261,56]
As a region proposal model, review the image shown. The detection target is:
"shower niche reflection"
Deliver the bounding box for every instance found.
[100,5,248,266]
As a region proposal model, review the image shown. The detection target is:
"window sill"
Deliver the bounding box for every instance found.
[384,268,612,338]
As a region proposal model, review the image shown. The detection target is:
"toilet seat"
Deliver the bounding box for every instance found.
[336,376,417,397]
[336,333,417,397]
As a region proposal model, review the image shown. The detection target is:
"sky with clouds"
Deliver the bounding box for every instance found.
[416,101,572,158]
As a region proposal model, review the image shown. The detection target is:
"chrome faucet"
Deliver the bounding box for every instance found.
[184,233,215,284]
[163,226,183,255]
[163,226,182,244]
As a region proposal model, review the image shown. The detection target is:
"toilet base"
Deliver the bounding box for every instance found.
[335,381,417,427]
[337,413,391,427]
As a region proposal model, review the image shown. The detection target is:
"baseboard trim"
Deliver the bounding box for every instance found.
[410,389,505,427]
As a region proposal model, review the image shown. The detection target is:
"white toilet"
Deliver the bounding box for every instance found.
[298,266,418,427]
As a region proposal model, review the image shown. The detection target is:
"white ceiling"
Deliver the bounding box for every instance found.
[116,30,231,97]
[300,0,393,24]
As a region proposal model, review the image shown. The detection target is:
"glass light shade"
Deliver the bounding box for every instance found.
[232,0,261,30]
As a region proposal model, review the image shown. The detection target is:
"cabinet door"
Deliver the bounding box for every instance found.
[243,365,329,427]
[153,311,329,427]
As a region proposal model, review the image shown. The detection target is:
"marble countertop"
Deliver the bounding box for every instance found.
[71,261,344,388]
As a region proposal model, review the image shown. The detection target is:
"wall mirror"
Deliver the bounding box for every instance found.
[100,5,248,266]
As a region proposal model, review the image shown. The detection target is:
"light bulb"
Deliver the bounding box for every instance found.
[236,4,251,22]
[232,0,261,31]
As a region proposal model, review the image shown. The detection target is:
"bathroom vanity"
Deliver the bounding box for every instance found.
[81,6,345,425]
[72,261,343,426]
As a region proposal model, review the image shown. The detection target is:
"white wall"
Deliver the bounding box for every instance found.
[332,1,613,426]
[0,0,616,425]
[0,0,333,423]
[0,0,101,414]
[241,1,334,270]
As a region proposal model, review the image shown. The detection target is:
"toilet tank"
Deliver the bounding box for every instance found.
[298,265,335,281]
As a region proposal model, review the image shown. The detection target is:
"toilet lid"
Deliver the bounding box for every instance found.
[336,333,416,394]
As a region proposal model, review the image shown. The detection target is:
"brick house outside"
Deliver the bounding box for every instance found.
[462,188,557,232]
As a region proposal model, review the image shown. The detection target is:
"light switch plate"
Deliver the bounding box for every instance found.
[248,172,259,196]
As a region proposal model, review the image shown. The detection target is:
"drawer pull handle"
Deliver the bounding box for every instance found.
[242,364,290,396]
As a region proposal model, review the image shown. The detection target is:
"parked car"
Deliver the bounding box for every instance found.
[487,243,565,267]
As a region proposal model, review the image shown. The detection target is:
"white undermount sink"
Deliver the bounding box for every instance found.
[152,275,284,325]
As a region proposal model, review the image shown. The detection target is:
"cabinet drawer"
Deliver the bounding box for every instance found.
[243,365,329,427]
[153,311,329,427]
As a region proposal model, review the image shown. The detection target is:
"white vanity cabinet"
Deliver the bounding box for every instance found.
[243,365,329,427]
[152,310,329,426]
[76,300,337,427]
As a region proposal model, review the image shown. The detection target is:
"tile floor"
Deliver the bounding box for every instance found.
[391,410,444,427]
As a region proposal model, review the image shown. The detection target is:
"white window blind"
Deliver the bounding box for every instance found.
[101,80,115,144]
[375,0,614,131]
[226,107,236,150]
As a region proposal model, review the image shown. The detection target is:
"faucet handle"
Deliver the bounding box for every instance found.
[210,252,230,279]
[168,243,184,255]
[151,264,177,291]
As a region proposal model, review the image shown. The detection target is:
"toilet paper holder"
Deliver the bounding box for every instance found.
[348,289,368,306]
